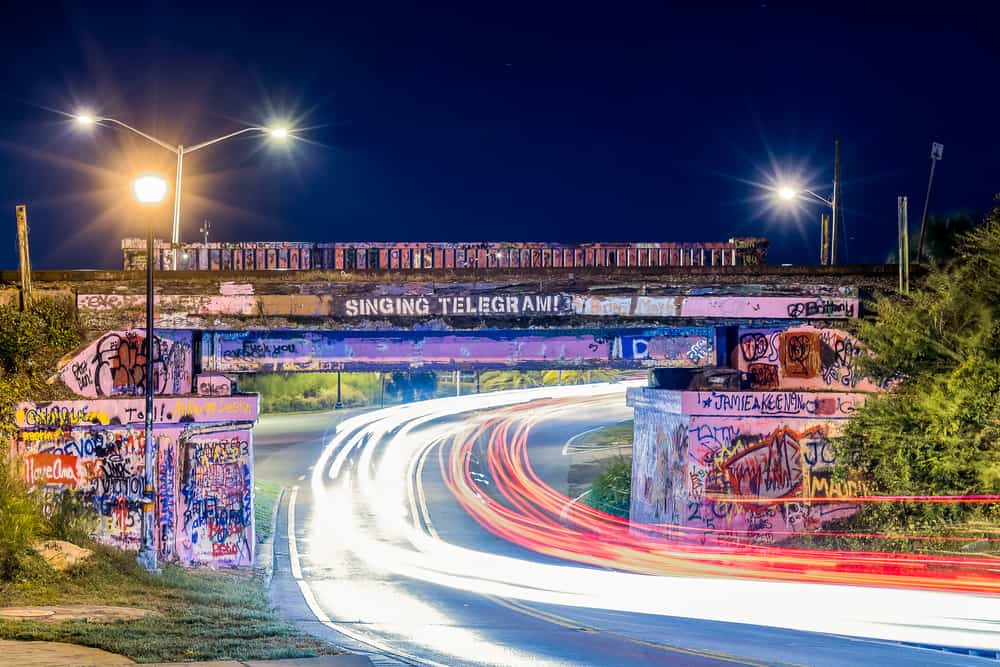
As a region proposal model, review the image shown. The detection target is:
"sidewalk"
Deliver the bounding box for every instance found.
[0,640,373,667]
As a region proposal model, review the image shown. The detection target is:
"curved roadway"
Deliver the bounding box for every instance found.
[257,384,1000,666]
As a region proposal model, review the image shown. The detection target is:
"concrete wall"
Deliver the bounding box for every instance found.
[736,325,884,392]
[13,396,258,568]
[627,388,869,544]
[203,328,717,372]
[58,330,193,398]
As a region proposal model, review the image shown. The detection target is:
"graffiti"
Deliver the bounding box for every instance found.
[342,294,573,317]
[221,341,299,360]
[781,332,820,378]
[213,329,716,372]
[786,299,856,318]
[720,430,803,499]
[14,396,258,567]
[679,296,858,320]
[60,330,193,398]
[686,339,713,363]
[17,404,104,428]
[688,391,864,417]
[159,441,176,560]
[744,363,779,390]
[15,397,260,428]
[196,375,232,396]
[179,434,254,566]
[737,326,882,392]
[681,416,864,538]
[25,453,80,485]
[739,333,773,363]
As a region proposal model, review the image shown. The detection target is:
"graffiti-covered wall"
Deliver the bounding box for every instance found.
[207,328,718,372]
[736,325,883,392]
[58,330,193,398]
[627,388,869,543]
[12,396,258,568]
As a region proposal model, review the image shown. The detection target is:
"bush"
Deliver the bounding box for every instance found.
[838,208,1000,534]
[586,457,632,519]
[0,459,46,579]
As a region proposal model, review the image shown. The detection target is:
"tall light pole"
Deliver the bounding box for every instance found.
[73,112,290,268]
[132,173,168,573]
[917,142,944,263]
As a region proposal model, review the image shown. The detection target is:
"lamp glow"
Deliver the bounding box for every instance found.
[132,175,168,205]
[75,112,96,126]
[777,186,798,201]
[270,126,289,139]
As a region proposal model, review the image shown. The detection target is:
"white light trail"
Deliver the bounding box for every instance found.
[293,383,1000,658]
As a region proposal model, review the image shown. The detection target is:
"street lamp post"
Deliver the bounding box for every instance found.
[74,112,290,268]
[132,174,168,573]
[775,186,835,264]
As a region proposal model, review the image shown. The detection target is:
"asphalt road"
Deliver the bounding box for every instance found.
[256,389,999,667]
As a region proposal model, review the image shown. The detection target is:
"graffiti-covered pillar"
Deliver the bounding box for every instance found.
[626,388,689,525]
[627,386,871,544]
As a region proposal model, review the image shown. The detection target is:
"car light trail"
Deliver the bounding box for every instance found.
[301,383,1000,657]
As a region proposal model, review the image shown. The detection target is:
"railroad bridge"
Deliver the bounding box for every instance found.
[1,259,899,397]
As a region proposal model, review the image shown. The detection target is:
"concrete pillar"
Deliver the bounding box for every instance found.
[625,387,689,525]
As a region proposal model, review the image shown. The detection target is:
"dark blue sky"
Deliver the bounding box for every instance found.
[2,2,998,269]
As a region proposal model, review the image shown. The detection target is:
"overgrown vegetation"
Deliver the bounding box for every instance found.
[0,298,82,578]
[837,203,1000,539]
[585,457,632,518]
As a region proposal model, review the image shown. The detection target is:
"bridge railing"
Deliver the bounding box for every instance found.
[122,239,768,271]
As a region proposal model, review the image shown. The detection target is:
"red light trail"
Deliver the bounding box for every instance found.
[440,397,1000,596]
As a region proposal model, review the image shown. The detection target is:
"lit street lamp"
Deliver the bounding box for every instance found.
[772,140,844,265]
[775,185,833,206]
[133,173,168,573]
[74,111,291,268]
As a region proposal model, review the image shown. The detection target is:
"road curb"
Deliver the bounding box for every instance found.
[262,486,287,589]
[253,485,286,587]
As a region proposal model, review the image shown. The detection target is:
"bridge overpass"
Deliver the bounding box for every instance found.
[1,263,898,386]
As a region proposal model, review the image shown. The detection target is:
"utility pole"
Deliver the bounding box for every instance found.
[199,220,212,245]
[898,196,910,293]
[15,205,33,309]
[335,371,343,409]
[820,213,830,266]
[917,142,944,263]
[830,140,841,265]
[455,370,461,397]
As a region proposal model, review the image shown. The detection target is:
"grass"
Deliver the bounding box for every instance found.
[574,421,633,449]
[0,479,335,663]
[254,479,283,545]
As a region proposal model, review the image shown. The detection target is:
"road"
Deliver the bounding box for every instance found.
[257,385,1000,666]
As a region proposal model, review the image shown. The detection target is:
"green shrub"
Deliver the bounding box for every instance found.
[585,457,632,518]
[838,209,1000,535]
[0,459,46,579]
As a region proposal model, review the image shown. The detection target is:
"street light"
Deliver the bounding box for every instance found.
[773,183,837,265]
[72,110,292,269]
[133,173,167,574]
[773,185,833,206]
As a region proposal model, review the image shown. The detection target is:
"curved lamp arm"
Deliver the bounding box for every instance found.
[95,117,178,153]
[184,127,269,154]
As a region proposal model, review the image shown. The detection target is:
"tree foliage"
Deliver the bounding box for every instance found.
[839,203,1000,530]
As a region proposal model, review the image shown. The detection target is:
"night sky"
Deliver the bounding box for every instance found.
[1,2,998,269]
